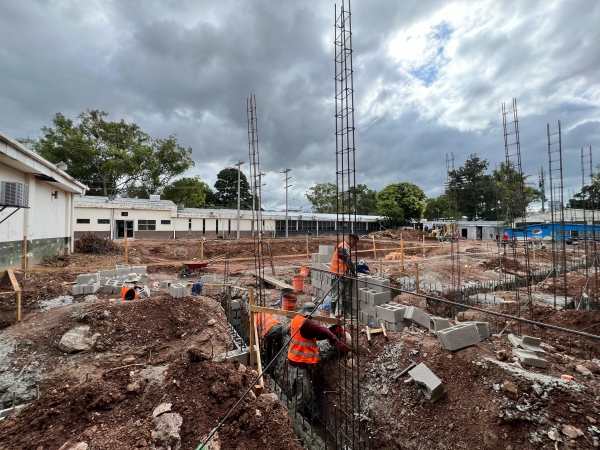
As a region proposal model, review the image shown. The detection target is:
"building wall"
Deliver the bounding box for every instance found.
[1,164,80,270]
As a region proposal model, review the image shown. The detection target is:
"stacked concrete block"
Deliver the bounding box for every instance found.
[366,289,388,306]
[77,273,99,284]
[201,275,216,283]
[131,266,147,275]
[464,321,491,340]
[319,245,334,256]
[364,276,390,292]
[512,349,548,368]
[403,306,430,330]
[376,303,406,323]
[169,283,187,298]
[508,334,545,353]
[103,279,117,293]
[437,323,481,351]
[358,310,377,327]
[114,280,124,294]
[429,317,451,335]
[408,363,446,403]
[359,302,376,317]
[115,264,131,276]
[99,269,115,279]
[72,281,100,295]
[159,281,171,289]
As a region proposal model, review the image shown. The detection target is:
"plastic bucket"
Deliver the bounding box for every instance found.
[300,266,310,277]
[282,293,297,311]
[292,275,305,292]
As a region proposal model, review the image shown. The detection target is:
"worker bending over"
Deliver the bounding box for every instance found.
[329,234,359,318]
[288,302,339,412]
[255,312,283,369]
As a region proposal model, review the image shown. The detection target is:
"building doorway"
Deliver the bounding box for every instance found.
[116,220,134,239]
[476,226,483,240]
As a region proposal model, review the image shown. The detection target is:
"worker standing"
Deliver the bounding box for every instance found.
[288,302,339,412]
[255,312,283,369]
[328,234,359,318]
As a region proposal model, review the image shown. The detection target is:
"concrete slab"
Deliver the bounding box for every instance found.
[512,348,548,368]
[437,323,481,351]
[408,363,446,402]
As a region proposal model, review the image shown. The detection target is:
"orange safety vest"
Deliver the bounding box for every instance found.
[287,314,319,365]
[255,312,279,337]
[329,242,349,275]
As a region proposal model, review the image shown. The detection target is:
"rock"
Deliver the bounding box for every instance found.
[153,412,183,450]
[576,365,593,378]
[562,424,584,439]
[548,430,562,442]
[126,379,146,394]
[503,380,518,400]
[207,319,217,326]
[122,356,135,364]
[496,350,508,361]
[588,416,597,424]
[68,444,88,450]
[58,326,99,353]
[152,402,172,418]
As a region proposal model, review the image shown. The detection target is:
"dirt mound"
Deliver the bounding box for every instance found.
[0,358,301,450]
[366,229,426,241]
[75,231,121,255]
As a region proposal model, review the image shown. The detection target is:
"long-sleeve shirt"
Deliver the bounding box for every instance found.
[336,243,356,276]
[288,318,338,370]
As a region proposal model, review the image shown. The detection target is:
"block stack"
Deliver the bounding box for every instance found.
[309,245,334,299]
[169,283,187,298]
[72,273,101,295]
[229,299,241,333]
[357,275,392,327]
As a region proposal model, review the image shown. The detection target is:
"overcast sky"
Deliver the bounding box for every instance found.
[1,0,599,212]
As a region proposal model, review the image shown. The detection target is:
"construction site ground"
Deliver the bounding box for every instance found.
[0,233,599,449]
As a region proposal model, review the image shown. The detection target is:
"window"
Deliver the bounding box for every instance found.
[98,219,110,224]
[571,230,579,238]
[356,222,368,230]
[138,220,156,231]
[216,219,218,234]
[77,219,90,224]
[121,212,128,216]
[299,220,317,230]
[228,219,231,234]
[161,220,171,225]
[276,220,289,231]
[319,221,335,230]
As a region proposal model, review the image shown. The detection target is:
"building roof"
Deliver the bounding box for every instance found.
[74,195,177,212]
[0,130,87,194]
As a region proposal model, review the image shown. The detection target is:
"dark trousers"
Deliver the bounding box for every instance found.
[264,328,283,370]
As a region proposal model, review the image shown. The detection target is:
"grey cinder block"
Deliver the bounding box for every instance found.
[319,245,334,256]
[437,323,481,351]
[367,289,388,306]
[512,349,548,368]
[463,321,491,340]
[429,317,451,335]
[508,334,545,353]
[408,363,446,402]
[375,303,406,323]
[77,273,99,284]
[115,264,131,276]
[404,306,430,330]
[103,279,116,293]
[381,319,406,332]
[131,265,147,275]
[359,301,376,317]
[201,275,216,283]
[99,269,115,278]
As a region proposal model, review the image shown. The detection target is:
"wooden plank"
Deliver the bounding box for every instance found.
[253,316,264,396]
[366,326,372,344]
[250,305,344,325]
[259,274,294,292]
[381,322,388,339]
[249,287,255,369]
[6,269,21,293]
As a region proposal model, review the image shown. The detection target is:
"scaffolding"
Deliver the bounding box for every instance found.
[547,121,568,309]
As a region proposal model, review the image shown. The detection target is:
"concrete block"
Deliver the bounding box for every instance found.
[201,275,216,283]
[437,323,481,351]
[385,320,406,332]
[375,303,406,323]
[72,284,83,295]
[159,280,171,289]
[365,276,390,292]
[429,317,451,335]
[99,278,109,287]
[358,288,369,302]
[231,300,240,310]
[508,334,545,353]
[319,245,334,256]
[311,253,319,263]
[366,289,388,306]
[404,306,430,330]
[77,273,99,284]
[99,269,115,278]
[512,349,548,368]
[115,264,131,276]
[170,283,186,299]
[359,301,376,317]
[103,279,117,293]
[408,363,446,403]
[131,265,147,275]
[139,274,148,283]
[113,281,124,294]
[463,321,491,340]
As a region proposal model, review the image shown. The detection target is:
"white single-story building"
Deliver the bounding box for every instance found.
[73,196,383,239]
[425,220,503,241]
[0,131,87,270]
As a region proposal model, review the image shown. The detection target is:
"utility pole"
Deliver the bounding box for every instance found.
[235,160,245,239]
[282,169,292,238]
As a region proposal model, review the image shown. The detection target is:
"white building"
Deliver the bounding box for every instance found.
[0,131,87,270]
[74,196,383,239]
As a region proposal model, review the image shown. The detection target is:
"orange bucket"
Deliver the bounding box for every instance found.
[300,266,310,277]
[282,293,297,311]
[292,275,305,292]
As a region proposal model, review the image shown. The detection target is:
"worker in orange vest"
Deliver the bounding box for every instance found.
[288,302,339,411]
[255,312,283,368]
[328,233,359,318]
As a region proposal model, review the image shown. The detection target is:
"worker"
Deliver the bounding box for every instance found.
[328,233,359,318]
[288,302,339,412]
[356,259,370,275]
[255,312,283,369]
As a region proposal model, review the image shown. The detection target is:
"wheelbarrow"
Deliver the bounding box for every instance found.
[179,261,210,278]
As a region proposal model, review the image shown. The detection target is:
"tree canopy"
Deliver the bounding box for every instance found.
[376,182,426,226]
[424,194,452,220]
[161,176,212,208]
[214,167,253,209]
[22,110,194,197]
[569,167,600,208]
[305,182,378,215]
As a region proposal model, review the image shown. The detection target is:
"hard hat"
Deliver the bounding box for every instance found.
[300,302,318,317]
[359,260,365,265]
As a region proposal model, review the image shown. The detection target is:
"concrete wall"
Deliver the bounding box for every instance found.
[1,165,77,270]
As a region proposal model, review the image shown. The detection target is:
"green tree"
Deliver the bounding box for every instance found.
[376,182,426,226]
[492,162,540,220]
[447,154,496,220]
[306,182,337,213]
[214,167,252,209]
[424,194,451,220]
[23,110,194,197]
[161,176,213,208]
[351,184,378,215]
